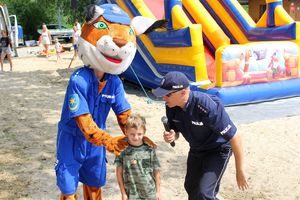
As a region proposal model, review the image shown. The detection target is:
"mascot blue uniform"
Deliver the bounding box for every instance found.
[55,3,166,200]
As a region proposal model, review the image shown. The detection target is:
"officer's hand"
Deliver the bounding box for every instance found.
[143,136,157,148]
[105,135,129,155]
[163,129,176,144]
[236,169,249,190]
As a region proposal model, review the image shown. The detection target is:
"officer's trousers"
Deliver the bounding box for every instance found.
[184,146,232,200]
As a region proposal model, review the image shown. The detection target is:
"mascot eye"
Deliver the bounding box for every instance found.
[93,22,108,29]
[129,28,134,35]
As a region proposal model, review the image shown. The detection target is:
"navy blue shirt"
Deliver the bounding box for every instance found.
[166,91,236,152]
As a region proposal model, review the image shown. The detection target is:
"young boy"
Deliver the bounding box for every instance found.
[115,113,161,200]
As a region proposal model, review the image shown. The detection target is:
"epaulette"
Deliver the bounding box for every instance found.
[196,104,208,114]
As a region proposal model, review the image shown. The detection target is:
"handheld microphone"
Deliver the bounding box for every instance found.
[161,116,175,147]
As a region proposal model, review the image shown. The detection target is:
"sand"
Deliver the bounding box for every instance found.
[0,47,300,200]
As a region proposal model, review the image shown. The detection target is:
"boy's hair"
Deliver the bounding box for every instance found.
[126,113,146,132]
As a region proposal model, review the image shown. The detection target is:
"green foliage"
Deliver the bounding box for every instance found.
[1,0,93,40]
[242,5,249,13]
[59,0,94,25]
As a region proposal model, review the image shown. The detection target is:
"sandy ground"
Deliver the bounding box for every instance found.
[0,46,300,200]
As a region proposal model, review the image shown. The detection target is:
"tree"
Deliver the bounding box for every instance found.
[2,0,57,40]
[2,0,93,40]
[59,0,94,25]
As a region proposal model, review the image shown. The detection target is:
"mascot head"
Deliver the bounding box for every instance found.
[78,3,164,75]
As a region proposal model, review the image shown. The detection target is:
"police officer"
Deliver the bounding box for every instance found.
[152,71,248,200]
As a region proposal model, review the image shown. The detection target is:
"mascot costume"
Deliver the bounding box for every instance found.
[55,3,166,200]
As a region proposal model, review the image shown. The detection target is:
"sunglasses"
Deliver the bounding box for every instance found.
[165,90,178,97]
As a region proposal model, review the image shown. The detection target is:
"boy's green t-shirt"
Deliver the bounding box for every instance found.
[115,144,160,200]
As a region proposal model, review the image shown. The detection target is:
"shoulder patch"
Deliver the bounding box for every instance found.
[69,94,80,111]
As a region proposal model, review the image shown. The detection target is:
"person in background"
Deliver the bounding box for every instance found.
[54,38,63,62]
[72,26,80,59]
[115,113,161,200]
[152,71,248,200]
[0,30,13,72]
[40,23,52,57]
[75,19,81,32]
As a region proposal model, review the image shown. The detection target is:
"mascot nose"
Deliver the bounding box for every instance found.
[113,38,127,48]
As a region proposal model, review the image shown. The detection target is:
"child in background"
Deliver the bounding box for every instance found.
[54,38,63,62]
[115,113,161,200]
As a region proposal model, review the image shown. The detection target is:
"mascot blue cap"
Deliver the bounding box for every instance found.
[99,4,131,25]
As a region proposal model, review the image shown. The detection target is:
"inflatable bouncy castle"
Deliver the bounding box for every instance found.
[103,0,300,105]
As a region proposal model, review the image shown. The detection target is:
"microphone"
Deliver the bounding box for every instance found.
[161,116,175,147]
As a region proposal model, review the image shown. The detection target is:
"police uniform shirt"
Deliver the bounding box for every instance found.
[166,91,237,152]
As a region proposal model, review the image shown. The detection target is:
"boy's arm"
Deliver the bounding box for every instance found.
[116,166,128,199]
[153,170,161,200]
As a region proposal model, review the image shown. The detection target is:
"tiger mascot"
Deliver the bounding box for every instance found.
[55,3,165,200]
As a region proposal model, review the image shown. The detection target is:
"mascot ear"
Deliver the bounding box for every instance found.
[144,19,168,34]
[84,4,104,24]
[131,16,167,36]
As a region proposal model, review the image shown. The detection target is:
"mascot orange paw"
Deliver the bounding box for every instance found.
[105,135,129,155]
[143,136,157,148]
